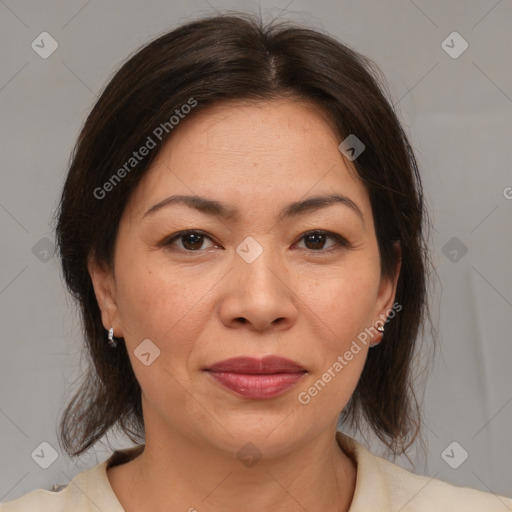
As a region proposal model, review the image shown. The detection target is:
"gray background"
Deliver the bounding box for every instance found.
[1,0,511,503]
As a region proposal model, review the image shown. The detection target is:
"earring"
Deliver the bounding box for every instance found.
[107,327,117,348]
[370,324,385,348]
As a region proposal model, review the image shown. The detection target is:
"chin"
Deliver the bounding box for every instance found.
[205,409,313,456]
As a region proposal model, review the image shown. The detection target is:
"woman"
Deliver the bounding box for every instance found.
[2,13,510,512]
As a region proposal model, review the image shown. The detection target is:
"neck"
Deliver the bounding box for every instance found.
[108,428,357,512]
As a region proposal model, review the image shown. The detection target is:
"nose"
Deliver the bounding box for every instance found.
[218,246,298,333]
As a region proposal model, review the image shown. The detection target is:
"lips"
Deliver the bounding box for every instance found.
[206,356,306,374]
[205,356,307,399]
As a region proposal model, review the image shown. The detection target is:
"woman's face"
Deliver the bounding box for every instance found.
[90,99,399,456]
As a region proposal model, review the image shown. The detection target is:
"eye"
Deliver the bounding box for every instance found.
[160,229,349,253]
[161,230,218,252]
[295,230,349,252]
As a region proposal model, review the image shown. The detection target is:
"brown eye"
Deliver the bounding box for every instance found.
[304,232,328,250]
[296,231,348,252]
[180,232,205,250]
[162,230,216,251]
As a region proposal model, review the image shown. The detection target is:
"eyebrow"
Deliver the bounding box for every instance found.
[142,193,364,225]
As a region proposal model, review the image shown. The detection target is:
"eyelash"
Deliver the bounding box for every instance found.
[159,229,350,253]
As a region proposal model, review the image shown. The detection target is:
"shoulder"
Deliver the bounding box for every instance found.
[0,445,143,511]
[0,456,129,512]
[371,449,512,511]
[0,486,80,512]
[0,471,95,512]
[336,432,512,512]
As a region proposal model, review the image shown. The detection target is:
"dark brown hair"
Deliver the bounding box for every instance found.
[54,13,433,457]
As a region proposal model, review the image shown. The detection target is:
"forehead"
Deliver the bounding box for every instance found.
[125,99,371,224]
[167,98,343,163]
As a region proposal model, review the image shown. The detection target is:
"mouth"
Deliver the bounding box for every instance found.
[204,356,307,399]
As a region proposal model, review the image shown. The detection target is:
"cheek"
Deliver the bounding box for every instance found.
[114,264,213,413]
[301,256,381,343]
[114,254,212,359]
[294,271,377,416]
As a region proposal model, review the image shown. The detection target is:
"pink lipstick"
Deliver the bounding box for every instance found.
[205,356,307,399]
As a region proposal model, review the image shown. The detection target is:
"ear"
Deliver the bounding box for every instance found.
[373,240,401,325]
[87,253,124,337]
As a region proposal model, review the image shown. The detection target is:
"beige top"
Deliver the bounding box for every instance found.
[1,432,511,511]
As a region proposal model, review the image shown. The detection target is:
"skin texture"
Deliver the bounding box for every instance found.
[89,98,400,512]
